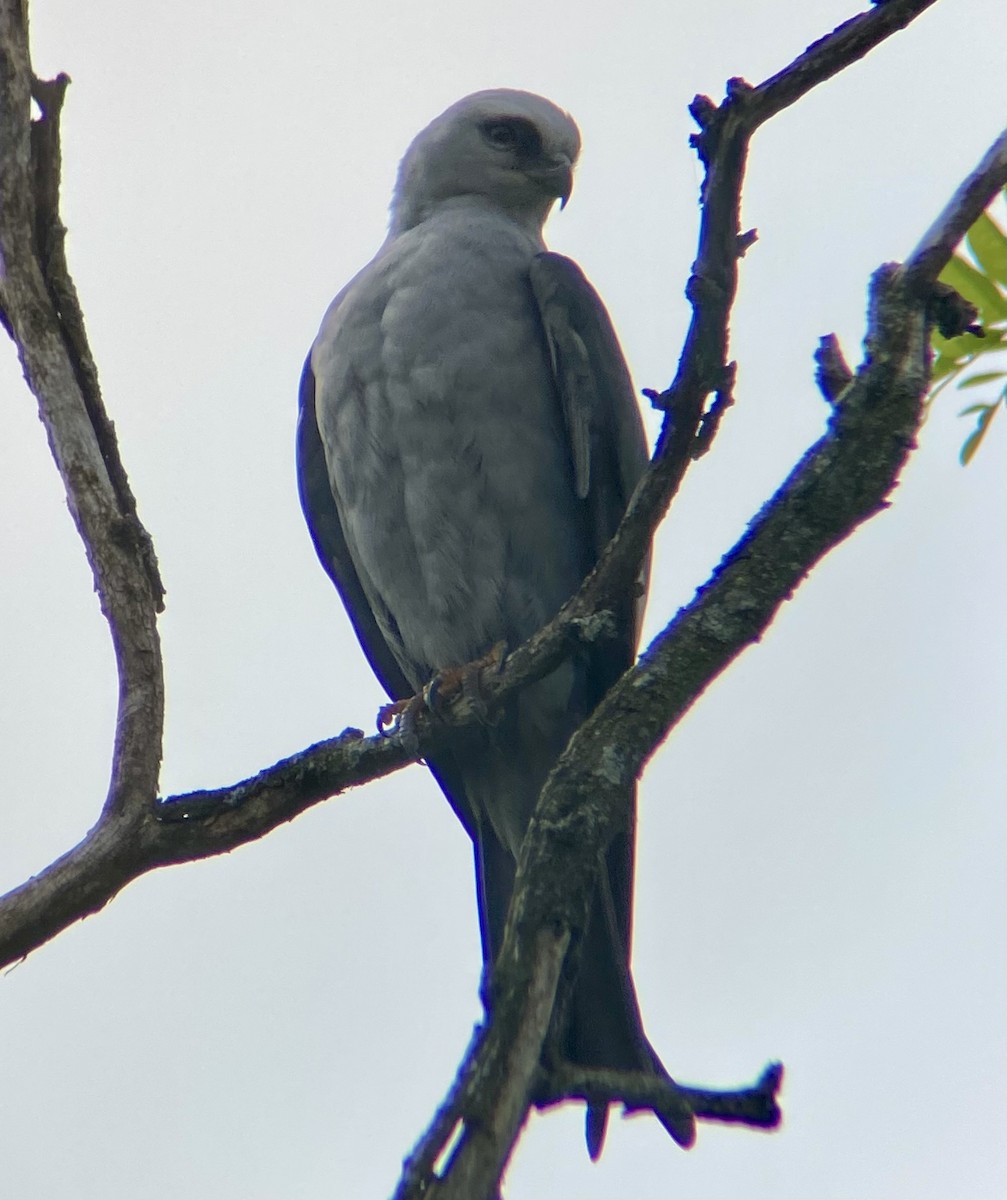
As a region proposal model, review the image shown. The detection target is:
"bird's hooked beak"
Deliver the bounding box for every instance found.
[525,153,574,209]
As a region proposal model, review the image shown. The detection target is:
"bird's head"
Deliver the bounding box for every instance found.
[390,90,581,236]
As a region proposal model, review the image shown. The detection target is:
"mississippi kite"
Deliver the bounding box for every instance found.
[297,89,692,1156]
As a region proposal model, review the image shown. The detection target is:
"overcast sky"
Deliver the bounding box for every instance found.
[1,1,1004,1198]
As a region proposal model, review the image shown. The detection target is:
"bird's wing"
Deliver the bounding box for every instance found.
[296,355,416,703]
[531,250,649,942]
[528,250,652,1060]
[296,352,482,846]
[529,251,648,584]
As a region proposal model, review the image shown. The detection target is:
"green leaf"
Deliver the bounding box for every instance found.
[961,428,984,465]
[927,207,1007,467]
[959,370,1007,388]
[978,327,1007,349]
[932,329,987,362]
[966,211,1007,287]
[929,357,959,383]
[959,398,1004,466]
[940,254,1007,325]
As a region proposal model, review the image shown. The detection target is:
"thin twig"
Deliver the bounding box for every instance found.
[536,1061,784,1131]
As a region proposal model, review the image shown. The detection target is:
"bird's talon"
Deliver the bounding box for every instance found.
[377,696,413,735]
[422,664,468,717]
[377,694,426,754]
[423,675,443,712]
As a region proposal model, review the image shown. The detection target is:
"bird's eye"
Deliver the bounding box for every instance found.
[480,118,544,158]
[483,121,519,150]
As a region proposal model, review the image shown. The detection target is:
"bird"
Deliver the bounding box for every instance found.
[296,89,694,1158]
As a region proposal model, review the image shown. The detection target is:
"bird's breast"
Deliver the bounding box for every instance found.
[313,216,590,681]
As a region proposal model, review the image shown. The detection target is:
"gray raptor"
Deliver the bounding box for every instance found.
[297,89,692,1157]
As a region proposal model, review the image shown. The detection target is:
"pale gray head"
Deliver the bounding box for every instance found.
[389,89,581,237]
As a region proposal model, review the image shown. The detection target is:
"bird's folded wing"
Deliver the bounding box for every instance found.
[297,354,482,843]
[530,252,653,967]
[296,356,416,704]
[529,251,649,573]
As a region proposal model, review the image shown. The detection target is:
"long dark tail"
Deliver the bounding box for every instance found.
[471,787,694,1158]
[429,692,695,1159]
[567,839,694,1156]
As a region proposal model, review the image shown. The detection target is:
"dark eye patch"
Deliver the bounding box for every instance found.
[480,117,543,158]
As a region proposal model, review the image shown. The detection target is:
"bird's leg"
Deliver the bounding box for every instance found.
[376,641,508,736]
[425,640,507,722]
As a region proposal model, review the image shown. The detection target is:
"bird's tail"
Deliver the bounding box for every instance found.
[445,726,696,1160]
[568,856,695,1158]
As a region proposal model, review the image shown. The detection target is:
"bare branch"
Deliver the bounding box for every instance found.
[678,1063,785,1128]
[1,4,164,954]
[436,928,570,1200]
[903,130,1007,290]
[0,726,417,965]
[538,1061,784,1131]
[29,72,165,608]
[396,1026,490,1200]
[753,0,939,121]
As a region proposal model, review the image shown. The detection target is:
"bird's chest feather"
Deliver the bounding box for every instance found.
[314,222,589,674]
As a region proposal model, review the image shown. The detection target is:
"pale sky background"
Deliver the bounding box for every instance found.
[1,1,1004,1198]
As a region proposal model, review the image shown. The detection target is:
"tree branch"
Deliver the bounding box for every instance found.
[538,1061,784,1130]
[903,130,1007,291]
[753,0,939,121]
[0,1,163,956]
[28,72,165,608]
